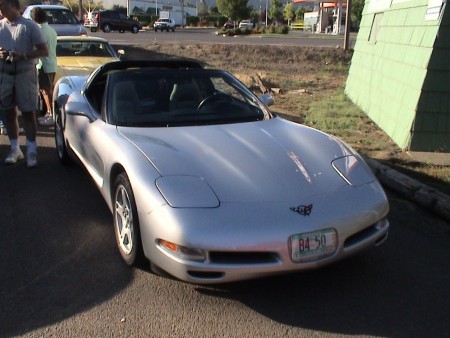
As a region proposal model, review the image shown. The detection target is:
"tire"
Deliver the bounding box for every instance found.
[172,27,175,32]
[131,25,139,34]
[113,173,145,266]
[166,27,169,32]
[154,27,158,32]
[103,24,111,33]
[54,106,71,165]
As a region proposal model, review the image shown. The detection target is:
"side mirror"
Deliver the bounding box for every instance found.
[65,101,96,122]
[259,93,274,107]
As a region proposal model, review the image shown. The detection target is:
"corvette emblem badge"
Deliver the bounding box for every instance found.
[290,204,313,216]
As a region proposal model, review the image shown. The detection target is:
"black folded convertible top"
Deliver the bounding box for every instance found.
[100,60,203,73]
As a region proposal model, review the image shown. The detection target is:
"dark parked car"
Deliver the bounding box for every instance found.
[223,20,236,29]
[83,10,141,33]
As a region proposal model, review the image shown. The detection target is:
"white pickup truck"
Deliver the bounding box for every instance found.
[154,18,176,32]
[238,20,254,29]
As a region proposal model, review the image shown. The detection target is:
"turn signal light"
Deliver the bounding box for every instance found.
[158,239,206,262]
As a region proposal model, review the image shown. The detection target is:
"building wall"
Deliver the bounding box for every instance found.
[345,0,449,152]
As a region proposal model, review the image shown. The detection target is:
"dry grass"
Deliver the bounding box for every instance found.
[118,43,450,196]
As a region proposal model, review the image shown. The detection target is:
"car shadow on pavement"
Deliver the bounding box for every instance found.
[0,143,133,337]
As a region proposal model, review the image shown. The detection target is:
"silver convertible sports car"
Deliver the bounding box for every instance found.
[53,60,390,284]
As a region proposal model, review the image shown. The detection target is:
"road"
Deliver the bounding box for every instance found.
[89,28,353,48]
[1,125,449,337]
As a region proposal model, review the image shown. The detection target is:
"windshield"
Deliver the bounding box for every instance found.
[44,9,80,24]
[56,40,117,57]
[104,69,272,127]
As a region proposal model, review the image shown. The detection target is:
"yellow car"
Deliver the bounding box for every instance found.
[38,36,123,114]
[55,36,123,82]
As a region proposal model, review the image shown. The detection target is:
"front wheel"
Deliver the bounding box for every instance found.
[113,173,145,266]
[131,25,139,33]
[54,107,71,165]
[103,24,111,33]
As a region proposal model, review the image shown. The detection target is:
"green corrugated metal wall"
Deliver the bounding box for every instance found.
[345,0,449,152]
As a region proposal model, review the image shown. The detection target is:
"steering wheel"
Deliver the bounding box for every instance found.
[198,92,233,110]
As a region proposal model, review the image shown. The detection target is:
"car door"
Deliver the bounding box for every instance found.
[110,11,120,30]
[118,12,130,30]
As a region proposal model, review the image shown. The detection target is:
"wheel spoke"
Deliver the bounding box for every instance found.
[115,185,133,254]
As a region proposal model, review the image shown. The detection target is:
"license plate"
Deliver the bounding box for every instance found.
[290,229,338,263]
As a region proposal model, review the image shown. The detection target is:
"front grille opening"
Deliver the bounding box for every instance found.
[344,225,378,248]
[187,271,224,279]
[209,252,279,264]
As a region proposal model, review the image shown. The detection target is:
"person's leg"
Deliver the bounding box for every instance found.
[38,71,55,126]
[15,69,39,167]
[22,110,38,168]
[4,107,24,164]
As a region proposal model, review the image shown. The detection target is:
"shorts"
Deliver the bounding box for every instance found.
[0,68,39,112]
[38,68,55,93]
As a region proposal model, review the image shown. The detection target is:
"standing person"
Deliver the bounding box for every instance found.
[32,7,57,126]
[0,0,48,167]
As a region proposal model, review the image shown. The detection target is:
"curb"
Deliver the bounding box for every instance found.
[365,157,450,223]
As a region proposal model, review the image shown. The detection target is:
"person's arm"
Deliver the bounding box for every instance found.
[12,42,48,62]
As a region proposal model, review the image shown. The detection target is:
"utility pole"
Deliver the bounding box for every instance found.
[344,0,352,50]
[78,0,83,20]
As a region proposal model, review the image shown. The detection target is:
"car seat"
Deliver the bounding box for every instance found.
[169,82,202,110]
[111,80,141,123]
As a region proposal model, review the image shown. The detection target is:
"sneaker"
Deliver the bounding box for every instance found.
[27,151,38,168]
[37,113,51,122]
[38,114,54,126]
[5,148,24,165]
[0,121,6,135]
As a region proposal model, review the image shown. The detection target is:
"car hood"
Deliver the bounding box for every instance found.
[119,118,372,203]
[56,56,118,80]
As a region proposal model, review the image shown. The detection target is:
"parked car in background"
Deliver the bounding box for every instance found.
[239,20,254,29]
[223,20,236,29]
[153,18,176,32]
[55,36,122,81]
[38,36,122,115]
[22,4,88,36]
[52,59,390,284]
[84,10,141,33]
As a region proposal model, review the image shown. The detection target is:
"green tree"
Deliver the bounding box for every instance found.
[197,0,209,18]
[283,2,294,24]
[216,0,251,22]
[295,6,307,22]
[351,0,364,30]
[268,0,283,24]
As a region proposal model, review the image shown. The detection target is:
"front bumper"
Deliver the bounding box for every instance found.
[139,182,390,284]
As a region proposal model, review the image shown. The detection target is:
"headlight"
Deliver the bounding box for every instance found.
[156,175,219,208]
[332,155,375,186]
